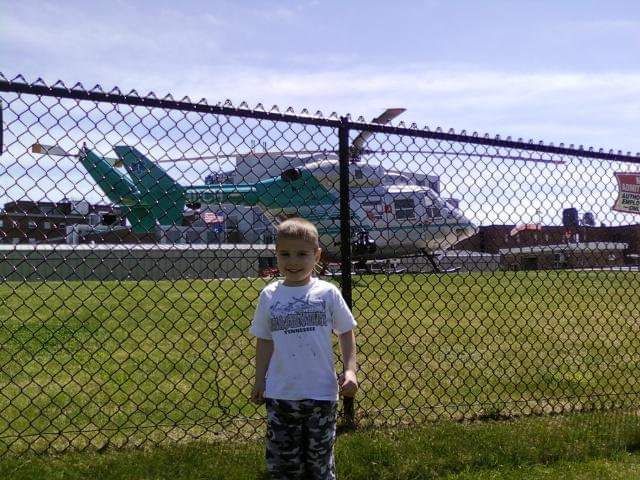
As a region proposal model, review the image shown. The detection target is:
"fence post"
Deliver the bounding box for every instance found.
[0,100,3,155]
[338,117,356,429]
[338,117,352,307]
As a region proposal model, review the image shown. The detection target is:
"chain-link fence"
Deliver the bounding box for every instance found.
[0,74,639,455]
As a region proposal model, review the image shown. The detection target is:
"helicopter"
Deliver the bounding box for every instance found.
[40,108,479,271]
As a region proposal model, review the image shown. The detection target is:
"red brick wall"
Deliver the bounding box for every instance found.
[456,224,640,254]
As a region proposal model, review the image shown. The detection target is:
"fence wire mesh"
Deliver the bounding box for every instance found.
[0,75,639,455]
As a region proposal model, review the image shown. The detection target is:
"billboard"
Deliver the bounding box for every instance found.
[613,172,640,215]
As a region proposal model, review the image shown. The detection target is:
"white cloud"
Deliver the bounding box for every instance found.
[252,5,298,21]
[4,63,640,153]
[568,19,640,34]
[150,65,640,151]
[3,1,639,157]
[3,0,640,223]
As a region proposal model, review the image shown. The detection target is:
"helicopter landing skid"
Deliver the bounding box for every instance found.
[318,259,406,276]
[426,254,460,274]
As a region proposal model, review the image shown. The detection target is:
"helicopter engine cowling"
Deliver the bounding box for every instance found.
[302,160,385,189]
[281,168,302,182]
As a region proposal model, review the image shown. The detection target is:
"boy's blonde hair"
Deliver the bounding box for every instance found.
[276,217,320,248]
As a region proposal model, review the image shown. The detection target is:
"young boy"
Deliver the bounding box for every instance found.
[250,217,358,480]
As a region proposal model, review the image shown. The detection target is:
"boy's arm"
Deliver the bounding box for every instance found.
[251,337,274,405]
[338,329,358,397]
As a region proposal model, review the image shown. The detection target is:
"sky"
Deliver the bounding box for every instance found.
[2,0,640,225]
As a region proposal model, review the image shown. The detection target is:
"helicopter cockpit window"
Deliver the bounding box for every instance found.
[425,191,450,214]
[425,190,442,205]
[426,206,443,219]
[394,198,415,220]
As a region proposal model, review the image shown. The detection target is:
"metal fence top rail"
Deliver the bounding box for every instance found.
[1,73,640,164]
[0,243,276,252]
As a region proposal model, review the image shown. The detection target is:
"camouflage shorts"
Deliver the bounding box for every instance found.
[265,398,338,480]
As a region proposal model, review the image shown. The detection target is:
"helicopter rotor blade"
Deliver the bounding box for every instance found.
[358,149,566,165]
[370,108,407,126]
[155,108,404,165]
[351,108,406,163]
[152,149,333,163]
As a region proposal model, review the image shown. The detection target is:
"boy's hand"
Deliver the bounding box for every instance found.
[338,370,358,398]
[251,381,266,405]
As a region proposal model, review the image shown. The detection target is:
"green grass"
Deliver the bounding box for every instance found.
[0,270,639,455]
[2,412,640,479]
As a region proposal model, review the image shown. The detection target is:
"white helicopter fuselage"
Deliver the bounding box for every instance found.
[276,158,478,259]
[354,184,477,256]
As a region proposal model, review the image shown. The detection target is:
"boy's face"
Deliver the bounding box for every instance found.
[276,237,321,286]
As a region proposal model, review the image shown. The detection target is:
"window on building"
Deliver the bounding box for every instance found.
[43,222,51,230]
[27,221,37,229]
[394,198,415,220]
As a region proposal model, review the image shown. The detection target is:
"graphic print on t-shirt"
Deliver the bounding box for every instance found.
[270,296,327,335]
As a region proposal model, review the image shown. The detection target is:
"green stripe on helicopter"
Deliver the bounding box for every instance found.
[184,173,336,209]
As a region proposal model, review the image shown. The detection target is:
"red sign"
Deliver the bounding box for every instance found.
[613,172,640,215]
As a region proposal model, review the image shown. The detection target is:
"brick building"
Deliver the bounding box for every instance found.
[500,242,628,271]
[0,199,125,244]
[455,224,640,256]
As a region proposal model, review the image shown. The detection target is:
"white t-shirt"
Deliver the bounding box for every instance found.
[250,277,357,401]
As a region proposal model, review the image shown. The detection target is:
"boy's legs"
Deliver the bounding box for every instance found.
[265,399,305,479]
[303,400,338,480]
[265,399,338,480]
